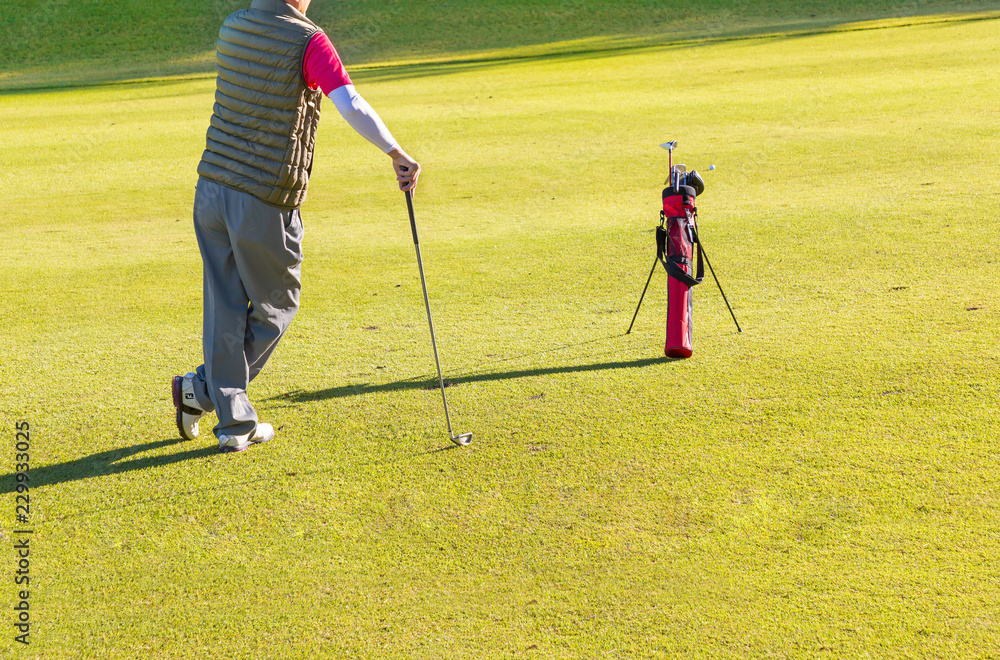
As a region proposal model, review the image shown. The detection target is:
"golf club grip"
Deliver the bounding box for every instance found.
[405,190,419,245]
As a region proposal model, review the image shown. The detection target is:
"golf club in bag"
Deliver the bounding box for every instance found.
[626,142,741,357]
[404,189,473,446]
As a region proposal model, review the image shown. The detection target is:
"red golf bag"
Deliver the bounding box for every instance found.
[657,184,703,358]
[626,149,740,352]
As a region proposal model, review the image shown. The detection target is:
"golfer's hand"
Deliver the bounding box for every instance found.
[389,148,420,193]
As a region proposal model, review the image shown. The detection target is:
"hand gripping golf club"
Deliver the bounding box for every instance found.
[404,190,473,446]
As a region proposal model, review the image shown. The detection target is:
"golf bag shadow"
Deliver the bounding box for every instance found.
[659,184,704,357]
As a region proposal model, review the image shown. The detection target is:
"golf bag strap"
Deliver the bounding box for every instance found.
[656,222,704,287]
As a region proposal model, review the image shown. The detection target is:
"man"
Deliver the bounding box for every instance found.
[171,0,419,452]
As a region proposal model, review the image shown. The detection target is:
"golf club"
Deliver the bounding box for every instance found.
[672,163,686,190]
[660,141,677,187]
[404,189,473,447]
[685,169,705,195]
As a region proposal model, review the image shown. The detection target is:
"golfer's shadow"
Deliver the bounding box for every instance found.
[276,354,673,402]
[0,438,216,495]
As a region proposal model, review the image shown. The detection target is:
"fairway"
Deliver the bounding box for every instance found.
[2,7,999,659]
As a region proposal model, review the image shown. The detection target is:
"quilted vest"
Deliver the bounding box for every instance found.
[197,0,323,209]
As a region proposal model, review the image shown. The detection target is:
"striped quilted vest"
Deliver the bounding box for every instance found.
[197,0,323,209]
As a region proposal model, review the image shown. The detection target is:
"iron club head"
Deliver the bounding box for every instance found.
[660,140,678,151]
[452,432,473,446]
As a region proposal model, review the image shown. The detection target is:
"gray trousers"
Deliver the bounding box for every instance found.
[189,178,304,438]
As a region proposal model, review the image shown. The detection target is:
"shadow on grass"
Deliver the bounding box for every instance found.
[0,437,216,496]
[0,349,670,501]
[19,440,463,520]
[274,353,672,404]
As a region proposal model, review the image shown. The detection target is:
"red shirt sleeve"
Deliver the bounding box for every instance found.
[303,32,352,95]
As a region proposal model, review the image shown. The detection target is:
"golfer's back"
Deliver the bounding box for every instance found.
[197,0,324,209]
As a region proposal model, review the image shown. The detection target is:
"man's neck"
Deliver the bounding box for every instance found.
[283,0,311,15]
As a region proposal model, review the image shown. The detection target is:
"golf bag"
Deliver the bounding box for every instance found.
[626,143,741,354]
[658,184,703,358]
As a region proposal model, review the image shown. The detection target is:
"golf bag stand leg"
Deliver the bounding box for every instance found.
[692,227,743,334]
[626,253,660,334]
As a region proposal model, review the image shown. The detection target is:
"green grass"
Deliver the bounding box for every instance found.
[2,0,998,88]
[2,5,1000,659]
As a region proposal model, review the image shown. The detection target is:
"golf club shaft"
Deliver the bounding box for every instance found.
[405,190,458,437]
[627,253,659,334]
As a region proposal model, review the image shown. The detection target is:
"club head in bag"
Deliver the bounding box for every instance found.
[686,169,706,196]
[661,141,678,183]
[671,164,686,189]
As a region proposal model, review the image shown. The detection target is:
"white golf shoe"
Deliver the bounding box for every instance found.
[172,372,206,441]
[218,423,275,453]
